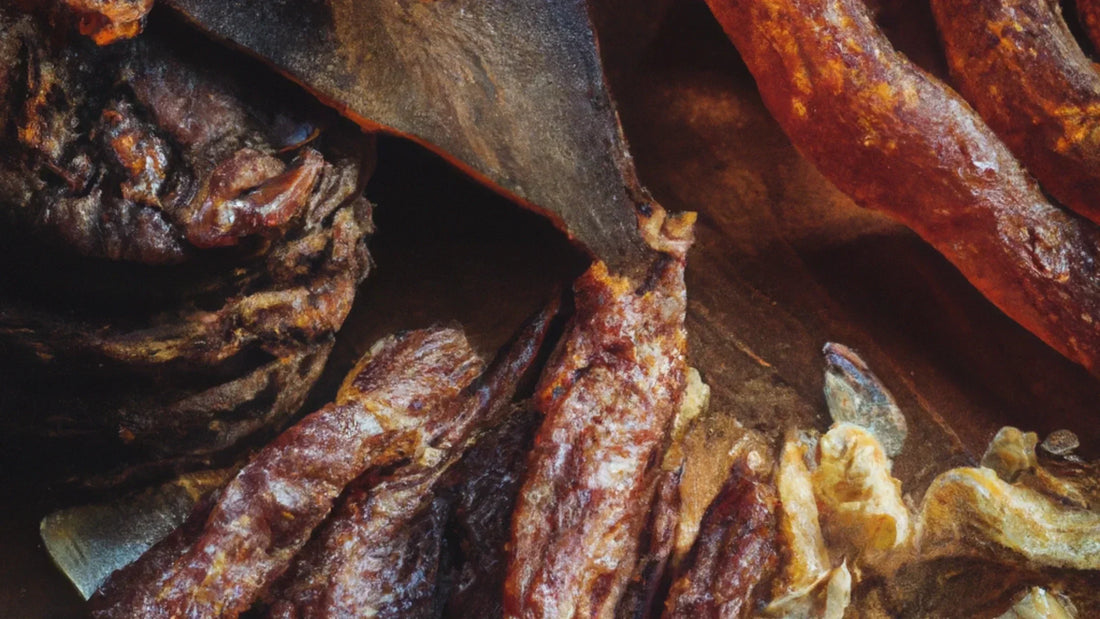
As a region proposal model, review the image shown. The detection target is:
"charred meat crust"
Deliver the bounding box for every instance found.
[88,327,483,619]
[505,253,689,618]
[705,0,1100,375]
[931,0,1100,226]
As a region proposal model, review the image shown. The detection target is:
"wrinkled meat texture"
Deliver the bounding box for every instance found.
[267,301,559,619]
[89,328,483,618]
[706,0,1100,375]
[0,7,374,457]
[505,248,689,618]
[662,458,779,619]
[0,9,335,263]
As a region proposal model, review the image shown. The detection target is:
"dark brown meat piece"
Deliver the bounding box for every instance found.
[615,466,683,619]
[661,459,779,619]
[267,301,559,619]
[505,250,690,618]
[0,7,374,461]
[1077,0,1100,53]
[705,0,1100,375]
[442,407,541,619]
[88,327,483,618]
[931,0,1100,226]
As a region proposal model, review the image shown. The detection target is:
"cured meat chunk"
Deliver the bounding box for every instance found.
[505,251,689,618]
[88,327,483,618]
[706,0,1100,375]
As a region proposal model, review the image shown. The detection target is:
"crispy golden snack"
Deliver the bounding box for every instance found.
[932,0,1100,226]
[505,244,690,618]
[705,0,1100,375]
[88,328,483,618]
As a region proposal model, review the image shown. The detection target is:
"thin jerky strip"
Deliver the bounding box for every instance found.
[505,255,689,619]
[662,460,779,619]
[443,407,541,619]
[932,0,1100,225]
[89,327,483,619]
[706,0,1100,375]
[267,300,560,619]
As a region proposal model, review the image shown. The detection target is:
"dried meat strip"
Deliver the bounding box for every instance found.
[265,301,559,619]
[88,327,483,618]
[505,251,690,619]
[661,459,779,619]
[705,0,1100,375]
[442,406,541,619]
[931,0,1100,226]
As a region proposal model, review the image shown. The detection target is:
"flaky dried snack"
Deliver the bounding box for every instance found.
[88,328,482,618]
[931,0,1100,226]
[705,0,1100,375]
[505,228,691,618]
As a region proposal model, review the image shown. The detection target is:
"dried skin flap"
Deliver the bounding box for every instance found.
[163,0,655,271]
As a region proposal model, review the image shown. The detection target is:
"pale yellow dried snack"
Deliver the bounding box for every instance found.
[812,423,911,565]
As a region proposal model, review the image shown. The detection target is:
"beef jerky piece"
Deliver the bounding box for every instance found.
[662,459,779,619]
[616,467,682,619]
[932,0,1100,226]
[267,301,560,619]
[443,407,541,619]
[705,0,1100,375]
[88,327,483,619]
[505,242,691,618]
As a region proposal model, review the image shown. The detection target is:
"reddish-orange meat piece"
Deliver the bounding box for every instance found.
[88,327,483,618]
[706,0,1100,375]
[932,0,1100,226]
[505,254,689,618]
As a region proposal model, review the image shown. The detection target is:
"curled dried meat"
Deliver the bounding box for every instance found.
[705,0,1100,375]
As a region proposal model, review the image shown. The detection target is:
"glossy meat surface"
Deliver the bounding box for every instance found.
[706,0,1100,375]
[88,328,483,618]
[267,302,559,619]
[662,459,778,619]
[932,0,1100,225]
[505,252,689,618]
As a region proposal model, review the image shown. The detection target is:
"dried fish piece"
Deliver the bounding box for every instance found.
[505,232,691,618]
[266,301,559,618]
[662,455,779,619]
[822,343,907,457]
[88,327,483,618]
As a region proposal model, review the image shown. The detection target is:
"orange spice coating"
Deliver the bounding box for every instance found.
[706,0,1100,375]
[504,255,689,618]
[932,0,1100,226]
